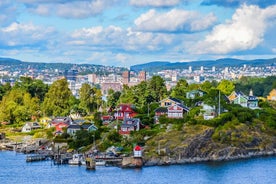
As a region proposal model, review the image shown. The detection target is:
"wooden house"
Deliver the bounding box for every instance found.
[54,122,69,134]
[167,104,189,119]
[114,104,137,120]
[186,89,206,99]
[267,89,276,101]
[201,104,216,120]
[82,123,98,132]
[228,90,258,109]
[67,124,81,135]
[119,118,142,135]
[22,122,41,132]
[160,97,182,107]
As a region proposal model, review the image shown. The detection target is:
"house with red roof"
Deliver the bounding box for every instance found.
[114,104,137,120]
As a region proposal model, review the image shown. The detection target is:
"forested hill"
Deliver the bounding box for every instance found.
[0,57,22,65]
[130,58,276,72]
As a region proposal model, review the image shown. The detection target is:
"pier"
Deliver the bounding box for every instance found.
[26,155,47,162]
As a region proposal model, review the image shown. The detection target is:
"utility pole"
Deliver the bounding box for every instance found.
[147,103,149,117]
[218,90,221,116]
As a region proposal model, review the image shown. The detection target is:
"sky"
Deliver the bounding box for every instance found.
[0,0,276,67]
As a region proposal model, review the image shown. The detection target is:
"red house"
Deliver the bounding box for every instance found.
[167,104,189,119]
[114,104,137,120]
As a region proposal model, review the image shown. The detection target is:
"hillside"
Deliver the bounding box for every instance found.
[143,122,276,165]
[0,57,22,65]
[130,58,276,73]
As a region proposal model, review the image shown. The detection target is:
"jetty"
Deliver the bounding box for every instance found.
[26,155,47,162]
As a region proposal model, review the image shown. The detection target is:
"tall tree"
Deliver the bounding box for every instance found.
[217,79,235,95]
[13,77,48,102]
[42,78,73,116]
[79,83,102,114]
[148,76,167,102]
[0,89,39,124]
[170,79,189,100]
[107,89,121,109]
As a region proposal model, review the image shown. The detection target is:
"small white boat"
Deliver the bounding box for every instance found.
[95,160,106,166]
[68,154,85,165]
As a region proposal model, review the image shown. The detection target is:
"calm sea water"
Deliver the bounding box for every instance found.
[0,151,275,184]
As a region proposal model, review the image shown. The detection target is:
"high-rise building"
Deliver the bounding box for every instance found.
[122,71,130,84]
[64,69,78,81]
[189,66,192,73]
[212,66,216,72]
[138,71,146,82]
[88,74,97,83]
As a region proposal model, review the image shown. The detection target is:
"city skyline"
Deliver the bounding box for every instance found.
[0,0,276,67]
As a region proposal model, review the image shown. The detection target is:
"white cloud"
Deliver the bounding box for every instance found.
[69,25,178,53]
[130,0,182,7]
[0,22,56,47]
[134,9,217,33]
[21,0,120,18]
[191,4,276,55]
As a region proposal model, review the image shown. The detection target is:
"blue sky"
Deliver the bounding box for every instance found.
[0,0,276,67]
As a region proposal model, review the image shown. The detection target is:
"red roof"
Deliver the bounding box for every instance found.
[119,104,135,112]
[134,145,141,151]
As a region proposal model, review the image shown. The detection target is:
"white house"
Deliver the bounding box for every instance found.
[22,122,41,132]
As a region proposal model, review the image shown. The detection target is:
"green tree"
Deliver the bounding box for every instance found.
[13,77,48,102]
[79,83,103,114]
[170,79,189,101]
[0,89,40,124]
[0,83,11,101]
[217,80,235,95]
[148,76,167,102]
[200,81,214,93]
[107,89,121,109]
[42,78,73,116]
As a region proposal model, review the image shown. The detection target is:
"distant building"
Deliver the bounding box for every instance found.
[101,82,122,95]
[200,66,204,72]
[64,69,78,81]
[138,71,146,82]
[212,66,216,72]
[171,72,177,82]
[88,74,97,83]
[194,75,204,83]
[122,71,130,84]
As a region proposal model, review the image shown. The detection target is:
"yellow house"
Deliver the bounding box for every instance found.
[227,91,238,102]
[267,89,276,101]
[160,97,182,107]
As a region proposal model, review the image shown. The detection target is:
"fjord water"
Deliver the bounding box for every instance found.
[0,151,275,184]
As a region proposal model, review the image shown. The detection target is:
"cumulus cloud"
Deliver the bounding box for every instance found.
[0,22,56,47]
[134,9,217,33]
[69,25,177,52]
[190,4,276,55]
[201,0,276,8]
[130,0,182,7]
[20,0,120,18]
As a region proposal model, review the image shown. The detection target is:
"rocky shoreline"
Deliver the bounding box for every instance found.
[143,150,276,166]
[1,139,276,167]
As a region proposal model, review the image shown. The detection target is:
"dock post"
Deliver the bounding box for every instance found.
[86,157,96,170]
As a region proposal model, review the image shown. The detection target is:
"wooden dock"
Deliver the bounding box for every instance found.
[26,155,47,162]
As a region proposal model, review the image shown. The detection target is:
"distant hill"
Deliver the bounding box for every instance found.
[130,58,276,73]
[0,57,22,65]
